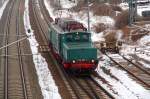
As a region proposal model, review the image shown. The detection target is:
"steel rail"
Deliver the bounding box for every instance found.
[90,74,115,99]
[35,1,116,98]
[118,53,150,76]
[16,0,28,98]
[31,0,48,44]
[32,0,116,98]
[84,77,101,99]
[105,53,150,88]
[38,0,52,26]
[3,0,29,98]
[131,24,150,32]
[73,77,99,99]
[30,0,80,98]
[31,0,95,98]
[4,0,16,99]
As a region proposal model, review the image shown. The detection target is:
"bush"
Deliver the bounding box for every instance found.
[94,23,108,33]
[91,4,114,16]
[115,10,129,29]
[104,30,117,42]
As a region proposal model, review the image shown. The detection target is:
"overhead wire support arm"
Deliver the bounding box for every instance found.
[0,36,28,50]
[87,0,90,32]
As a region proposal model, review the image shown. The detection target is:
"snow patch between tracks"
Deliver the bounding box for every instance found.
[23,0,61,99]
[96,55,150,99]
[0,0,9,19]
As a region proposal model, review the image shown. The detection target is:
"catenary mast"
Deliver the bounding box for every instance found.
[128,0,137,26]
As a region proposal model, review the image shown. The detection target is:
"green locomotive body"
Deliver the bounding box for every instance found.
[48,18,98,72]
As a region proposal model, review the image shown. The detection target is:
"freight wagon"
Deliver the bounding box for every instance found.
[48,18,98,73]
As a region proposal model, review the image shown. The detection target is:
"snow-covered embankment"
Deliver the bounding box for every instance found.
[0,0,9,19]
[23,0,61,99]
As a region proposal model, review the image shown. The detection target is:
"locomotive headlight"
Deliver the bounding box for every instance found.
[92,60,94,63]
[73,60,75,63]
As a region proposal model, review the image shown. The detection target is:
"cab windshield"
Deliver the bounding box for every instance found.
[65,33,90,42]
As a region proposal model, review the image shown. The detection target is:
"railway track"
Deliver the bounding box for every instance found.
[69,76,102,99]
[56,64,115,99]
[119,53,150,74]
[38,0,52,26]
[3,0,16,98]
[16,0,30,98]
[30,0,116,98]
[0,0,32,98]
[30,0,74,99]
[105,53,150,90]
[91,72,117,99]
[61,71,115,99]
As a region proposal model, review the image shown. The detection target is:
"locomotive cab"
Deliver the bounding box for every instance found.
[61,32,98,71]
[49,18,98,73]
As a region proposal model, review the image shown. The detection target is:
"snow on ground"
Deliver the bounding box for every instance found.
[59,0,77,9]
[120,43,150,68]
[0,0,9,19]
[44,0,150,98]
[24,0,61,99]
[139,35,150,45]
[136,51,150,62]
[44,0,56,19]
[139,60,150,68]
[96,55,150,99]
[120,44,136,55]
[119,2,150,16]
[107,54,126,63]
[119,2,129,10]
[135,25,150,67]
[121,33,150,68]
[137,4,150,16]
[91,32,105,42]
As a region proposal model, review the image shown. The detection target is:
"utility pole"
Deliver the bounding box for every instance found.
[129,0,133,26]
[87,0,90,32]
[128,0,137,26]
[0,1,1,7]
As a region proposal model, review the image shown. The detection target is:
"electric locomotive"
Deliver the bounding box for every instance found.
[48,18,98,73]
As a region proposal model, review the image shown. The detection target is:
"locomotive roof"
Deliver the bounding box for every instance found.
[50,22,90,34]
[58,18,76,22]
